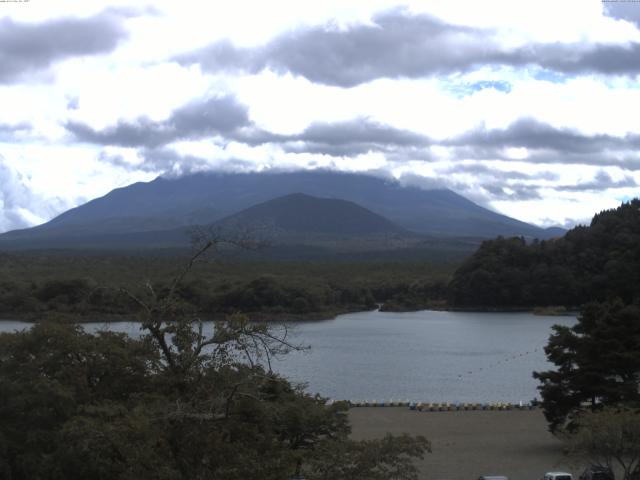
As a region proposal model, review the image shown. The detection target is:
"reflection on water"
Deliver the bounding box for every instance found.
[0,309,575,403]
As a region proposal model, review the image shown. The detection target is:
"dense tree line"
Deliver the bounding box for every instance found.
[0,319,430,479]
[449,199,640,308]
[0,257,452,320]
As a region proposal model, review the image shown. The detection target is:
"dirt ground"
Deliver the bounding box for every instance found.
[349,407,579,480]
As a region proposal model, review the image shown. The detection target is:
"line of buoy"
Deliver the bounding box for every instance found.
[455,345,545,379]
[345,400,538,410]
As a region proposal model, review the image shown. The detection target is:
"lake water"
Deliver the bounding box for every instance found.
[0,309,576,404]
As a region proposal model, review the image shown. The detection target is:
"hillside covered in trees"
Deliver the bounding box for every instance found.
[448,199,640,308]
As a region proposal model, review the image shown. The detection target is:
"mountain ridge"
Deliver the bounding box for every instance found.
[0,170,565,253]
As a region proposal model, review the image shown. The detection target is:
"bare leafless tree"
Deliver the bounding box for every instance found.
[120,229,301,373]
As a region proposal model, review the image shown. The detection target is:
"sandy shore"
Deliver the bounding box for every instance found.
[349,407,577,480]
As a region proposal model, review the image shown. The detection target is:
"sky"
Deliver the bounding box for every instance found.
[1,0,640,233]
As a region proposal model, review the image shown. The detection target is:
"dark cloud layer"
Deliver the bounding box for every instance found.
[443,125,640,172]
[438,162,558,181]
[67,96,250,148]
[604,2,640,26]
[398,169,543,202]
[279,119,431,156]
[72,95,640,175]
[69,96,431,158]
[177,10,502,87]
[0,10,130,83]
[100,146,260,175]
[446,118,640,156]
[177,9,640,86]
[434,163,560,201]
[558,169,637,192]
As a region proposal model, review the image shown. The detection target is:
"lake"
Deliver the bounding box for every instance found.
[0,309,576,403]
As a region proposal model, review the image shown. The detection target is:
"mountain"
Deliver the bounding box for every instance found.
[218,193,407,236]
[0,170,564,252]
[212,193,425,257]
[0,193,443,259]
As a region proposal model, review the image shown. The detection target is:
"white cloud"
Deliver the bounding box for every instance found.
[491,192,620,228]
[60,61,213,129]
[0,143,155,232]
[0,155,68,231]
[1,0,639,233]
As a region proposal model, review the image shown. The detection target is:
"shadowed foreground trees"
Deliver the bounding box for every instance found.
[0,240,429,480]
[534,300,640,433]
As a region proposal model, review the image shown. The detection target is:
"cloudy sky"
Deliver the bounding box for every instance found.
[1,0,640,233]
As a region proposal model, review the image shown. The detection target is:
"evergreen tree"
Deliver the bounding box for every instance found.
[534,300,640,432]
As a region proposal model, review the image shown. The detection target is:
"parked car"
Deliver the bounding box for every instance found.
[478,476,509,480]
[544,472,573,480]
[579,466,614,480]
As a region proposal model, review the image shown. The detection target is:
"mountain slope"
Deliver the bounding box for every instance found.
[0,193,430,259]
[0,170,563,249]
[217,193,407,236]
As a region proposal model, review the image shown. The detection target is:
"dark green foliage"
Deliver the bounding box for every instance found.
[0,318,428,480]
[533,300,640,432]
[0,255,453,319]
[379,279,448,311]
[0,323,159,479]
[449,199,640,308]
[0,242,430,479]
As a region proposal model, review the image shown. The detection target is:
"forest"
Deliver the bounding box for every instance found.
[448,199,640,308]
[0,253,452,321]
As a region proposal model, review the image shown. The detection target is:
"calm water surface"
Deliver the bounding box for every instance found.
[0,309,575,403]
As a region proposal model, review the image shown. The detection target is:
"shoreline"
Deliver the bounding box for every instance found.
[0,304,578,324]
[0,309,348,324]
